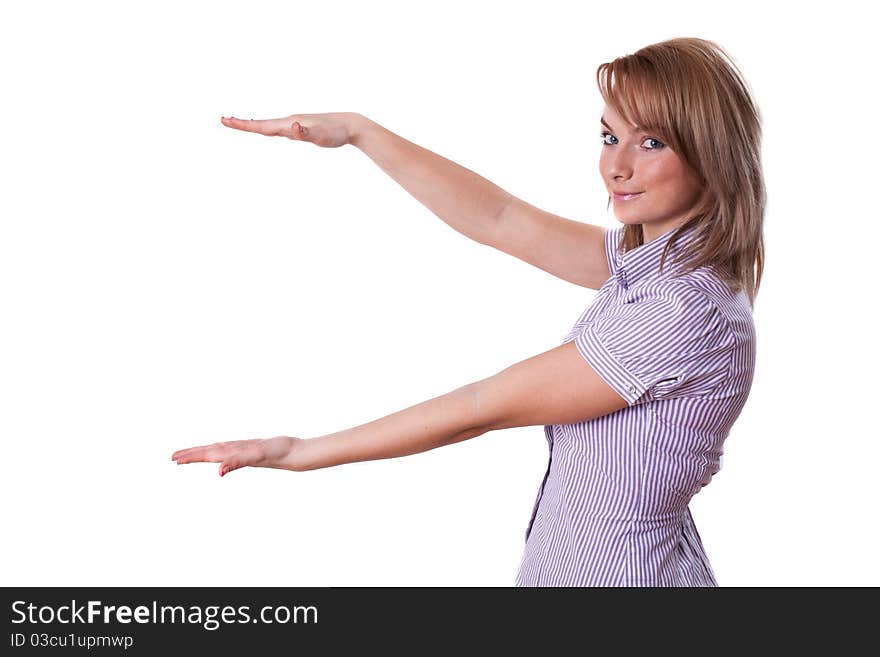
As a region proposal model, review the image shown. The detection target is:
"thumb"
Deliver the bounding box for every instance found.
[291,121,308,139]
[219,462,242,477]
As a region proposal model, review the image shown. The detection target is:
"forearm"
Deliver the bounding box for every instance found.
[348,113,513,246]
[291,383,489,472]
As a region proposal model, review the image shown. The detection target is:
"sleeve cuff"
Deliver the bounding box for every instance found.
[574,325,650,405]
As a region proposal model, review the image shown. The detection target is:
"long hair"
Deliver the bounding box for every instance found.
[597,37,765,308]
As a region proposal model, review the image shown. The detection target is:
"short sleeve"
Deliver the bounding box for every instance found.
[574,283,734,406]
[604,226,624,277]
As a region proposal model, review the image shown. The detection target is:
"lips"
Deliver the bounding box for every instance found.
[613,191,643,200]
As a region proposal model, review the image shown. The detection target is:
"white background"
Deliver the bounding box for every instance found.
[1,0,876,587]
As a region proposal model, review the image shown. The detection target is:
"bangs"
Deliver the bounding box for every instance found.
[596,57,677,144]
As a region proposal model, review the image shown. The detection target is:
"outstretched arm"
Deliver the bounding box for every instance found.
[291,383,486,471]
[172,340,628,475]
[172,384,484,475]
[301,339,631,468]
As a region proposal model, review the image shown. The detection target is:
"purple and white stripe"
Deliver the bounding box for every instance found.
[516,223,756,586]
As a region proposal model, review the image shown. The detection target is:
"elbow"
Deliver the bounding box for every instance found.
[466,376,518,434]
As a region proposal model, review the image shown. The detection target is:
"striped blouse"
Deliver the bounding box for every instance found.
[515,222,756,587]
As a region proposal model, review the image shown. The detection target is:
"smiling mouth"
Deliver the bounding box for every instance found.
[613,192,644,201]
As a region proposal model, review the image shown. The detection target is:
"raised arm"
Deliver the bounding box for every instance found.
[219,112,610,289]
[350,114,511,246]
[171,340,627,475]
[351,115,611,290]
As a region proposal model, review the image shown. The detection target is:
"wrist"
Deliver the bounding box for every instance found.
[347,113,374,148]
[283,436,319,472]
[261,436,310,472]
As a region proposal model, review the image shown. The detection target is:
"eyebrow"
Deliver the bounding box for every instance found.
[600,116,648,133]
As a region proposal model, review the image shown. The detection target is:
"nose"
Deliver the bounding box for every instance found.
[603,147,635,183]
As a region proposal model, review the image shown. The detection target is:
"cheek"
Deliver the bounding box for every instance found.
[598,150,610,174]
[642,158,693,197]
[641,158,674,186]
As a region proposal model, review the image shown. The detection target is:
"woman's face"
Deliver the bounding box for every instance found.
[599,104,704,242]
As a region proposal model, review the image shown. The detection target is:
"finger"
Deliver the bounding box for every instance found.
[172,446,206,461]
[220,116,278,135]
[219,461,245,477]
[174,448,223,464]
[219,448,256,475]
[220,116,261,132]
[173,441,239,464]
[219,439,270,475]
[172,443,220,460]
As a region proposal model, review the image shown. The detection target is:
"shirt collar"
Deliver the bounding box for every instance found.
[614,223,700,290]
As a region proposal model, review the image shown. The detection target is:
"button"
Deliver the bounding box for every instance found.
[627,384,636,394]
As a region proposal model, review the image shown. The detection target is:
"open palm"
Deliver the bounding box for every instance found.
[172,436,303,476]
[220,112,356,148]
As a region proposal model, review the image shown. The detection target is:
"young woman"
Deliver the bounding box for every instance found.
[172,37,764,587]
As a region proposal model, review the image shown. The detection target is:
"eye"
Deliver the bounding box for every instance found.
[599,131,665,151]
[599,131,616,146]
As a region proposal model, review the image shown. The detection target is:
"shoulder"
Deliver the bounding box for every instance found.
[661,269,755,351]
[624,275,720,317]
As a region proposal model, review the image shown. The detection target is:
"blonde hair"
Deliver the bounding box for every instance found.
[597,37,765,308]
